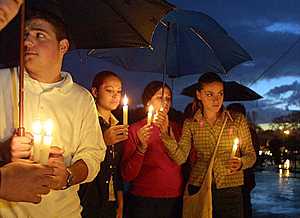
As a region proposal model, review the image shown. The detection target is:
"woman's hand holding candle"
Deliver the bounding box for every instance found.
[137,124,152,154]
[228,157,242,174]
[103,125,128,146]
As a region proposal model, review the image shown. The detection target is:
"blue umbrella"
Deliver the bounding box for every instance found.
[89,9,252,78]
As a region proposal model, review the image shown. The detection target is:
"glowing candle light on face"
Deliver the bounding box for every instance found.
[231,138,239,158]
[147,105,154,125]
[123,94,128,125]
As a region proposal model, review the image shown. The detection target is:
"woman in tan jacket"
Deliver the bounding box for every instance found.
[155,72,256,218]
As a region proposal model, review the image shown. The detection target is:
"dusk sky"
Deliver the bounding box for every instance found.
[63,0,300,123]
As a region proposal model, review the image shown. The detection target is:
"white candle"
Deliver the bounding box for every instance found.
[32,120,42,162]
[43,119,53,137]
[123,94,128,125]
[40,119,54,164]
[231,138,239,158]
[43,135,52,146]
[147,105,154,125]
[32,120,42,144]
[39,145,50,165]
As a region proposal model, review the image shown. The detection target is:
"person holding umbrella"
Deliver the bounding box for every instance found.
[0,0,58,205]
[79,71,128,218]
[155,72,256,218]
[121,81,183,218]
[0,8,105,218]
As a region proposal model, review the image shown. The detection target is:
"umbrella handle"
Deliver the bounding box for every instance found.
[17,127,25,136]
[18,1,25,136]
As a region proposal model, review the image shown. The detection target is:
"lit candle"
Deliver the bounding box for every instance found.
[40,119,54,164]
[123,94,128,125]
[32,120,42,162]
[231,138,239,158]
[44,119,53,145]
[147,105,154,125]
[32,120,42,144]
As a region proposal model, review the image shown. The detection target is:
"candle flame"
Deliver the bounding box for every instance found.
[147,105,154,125]
[123,94,128,105]
[148,105,154,113]
[231,137,239,158]
[233,138,239,145]
[32,120,42,134]
[44,119,54,136]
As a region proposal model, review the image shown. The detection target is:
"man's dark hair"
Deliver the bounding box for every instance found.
[27,9,69,42]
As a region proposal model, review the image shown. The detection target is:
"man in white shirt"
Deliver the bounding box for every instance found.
[0,0,57,205]
[0,7,106,218]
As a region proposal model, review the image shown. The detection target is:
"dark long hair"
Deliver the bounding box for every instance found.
[190,72,224,116]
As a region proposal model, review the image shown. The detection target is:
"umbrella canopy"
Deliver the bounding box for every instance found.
[181,81,263,101]
[0,0,174,133]
[89,9,252,78]
[0,0,174,65]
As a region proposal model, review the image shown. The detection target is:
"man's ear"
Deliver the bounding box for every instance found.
[91,87,98,98]
[59,39,69,55]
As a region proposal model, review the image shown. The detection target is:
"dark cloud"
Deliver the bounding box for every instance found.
[266,81,300,107]
[267,81,300,96]
[288,90,300,107]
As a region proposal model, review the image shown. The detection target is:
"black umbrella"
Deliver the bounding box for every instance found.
[181,81,263,101]
[0,0,174,134]
[0,0,174,65]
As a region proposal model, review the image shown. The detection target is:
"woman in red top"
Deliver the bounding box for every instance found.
[122,81,183,218]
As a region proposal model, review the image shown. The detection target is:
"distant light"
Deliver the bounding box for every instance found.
[283,130,290,135]
[259,150,263,156]
[286,170,290,177]
[283,159,290,169]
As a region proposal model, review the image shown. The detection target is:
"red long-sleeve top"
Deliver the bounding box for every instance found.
[122,118,183,198]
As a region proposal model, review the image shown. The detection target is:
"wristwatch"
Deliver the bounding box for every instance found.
[61,168,73,190]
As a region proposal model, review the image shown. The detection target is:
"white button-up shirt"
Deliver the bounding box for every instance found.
[0,68,106,218]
